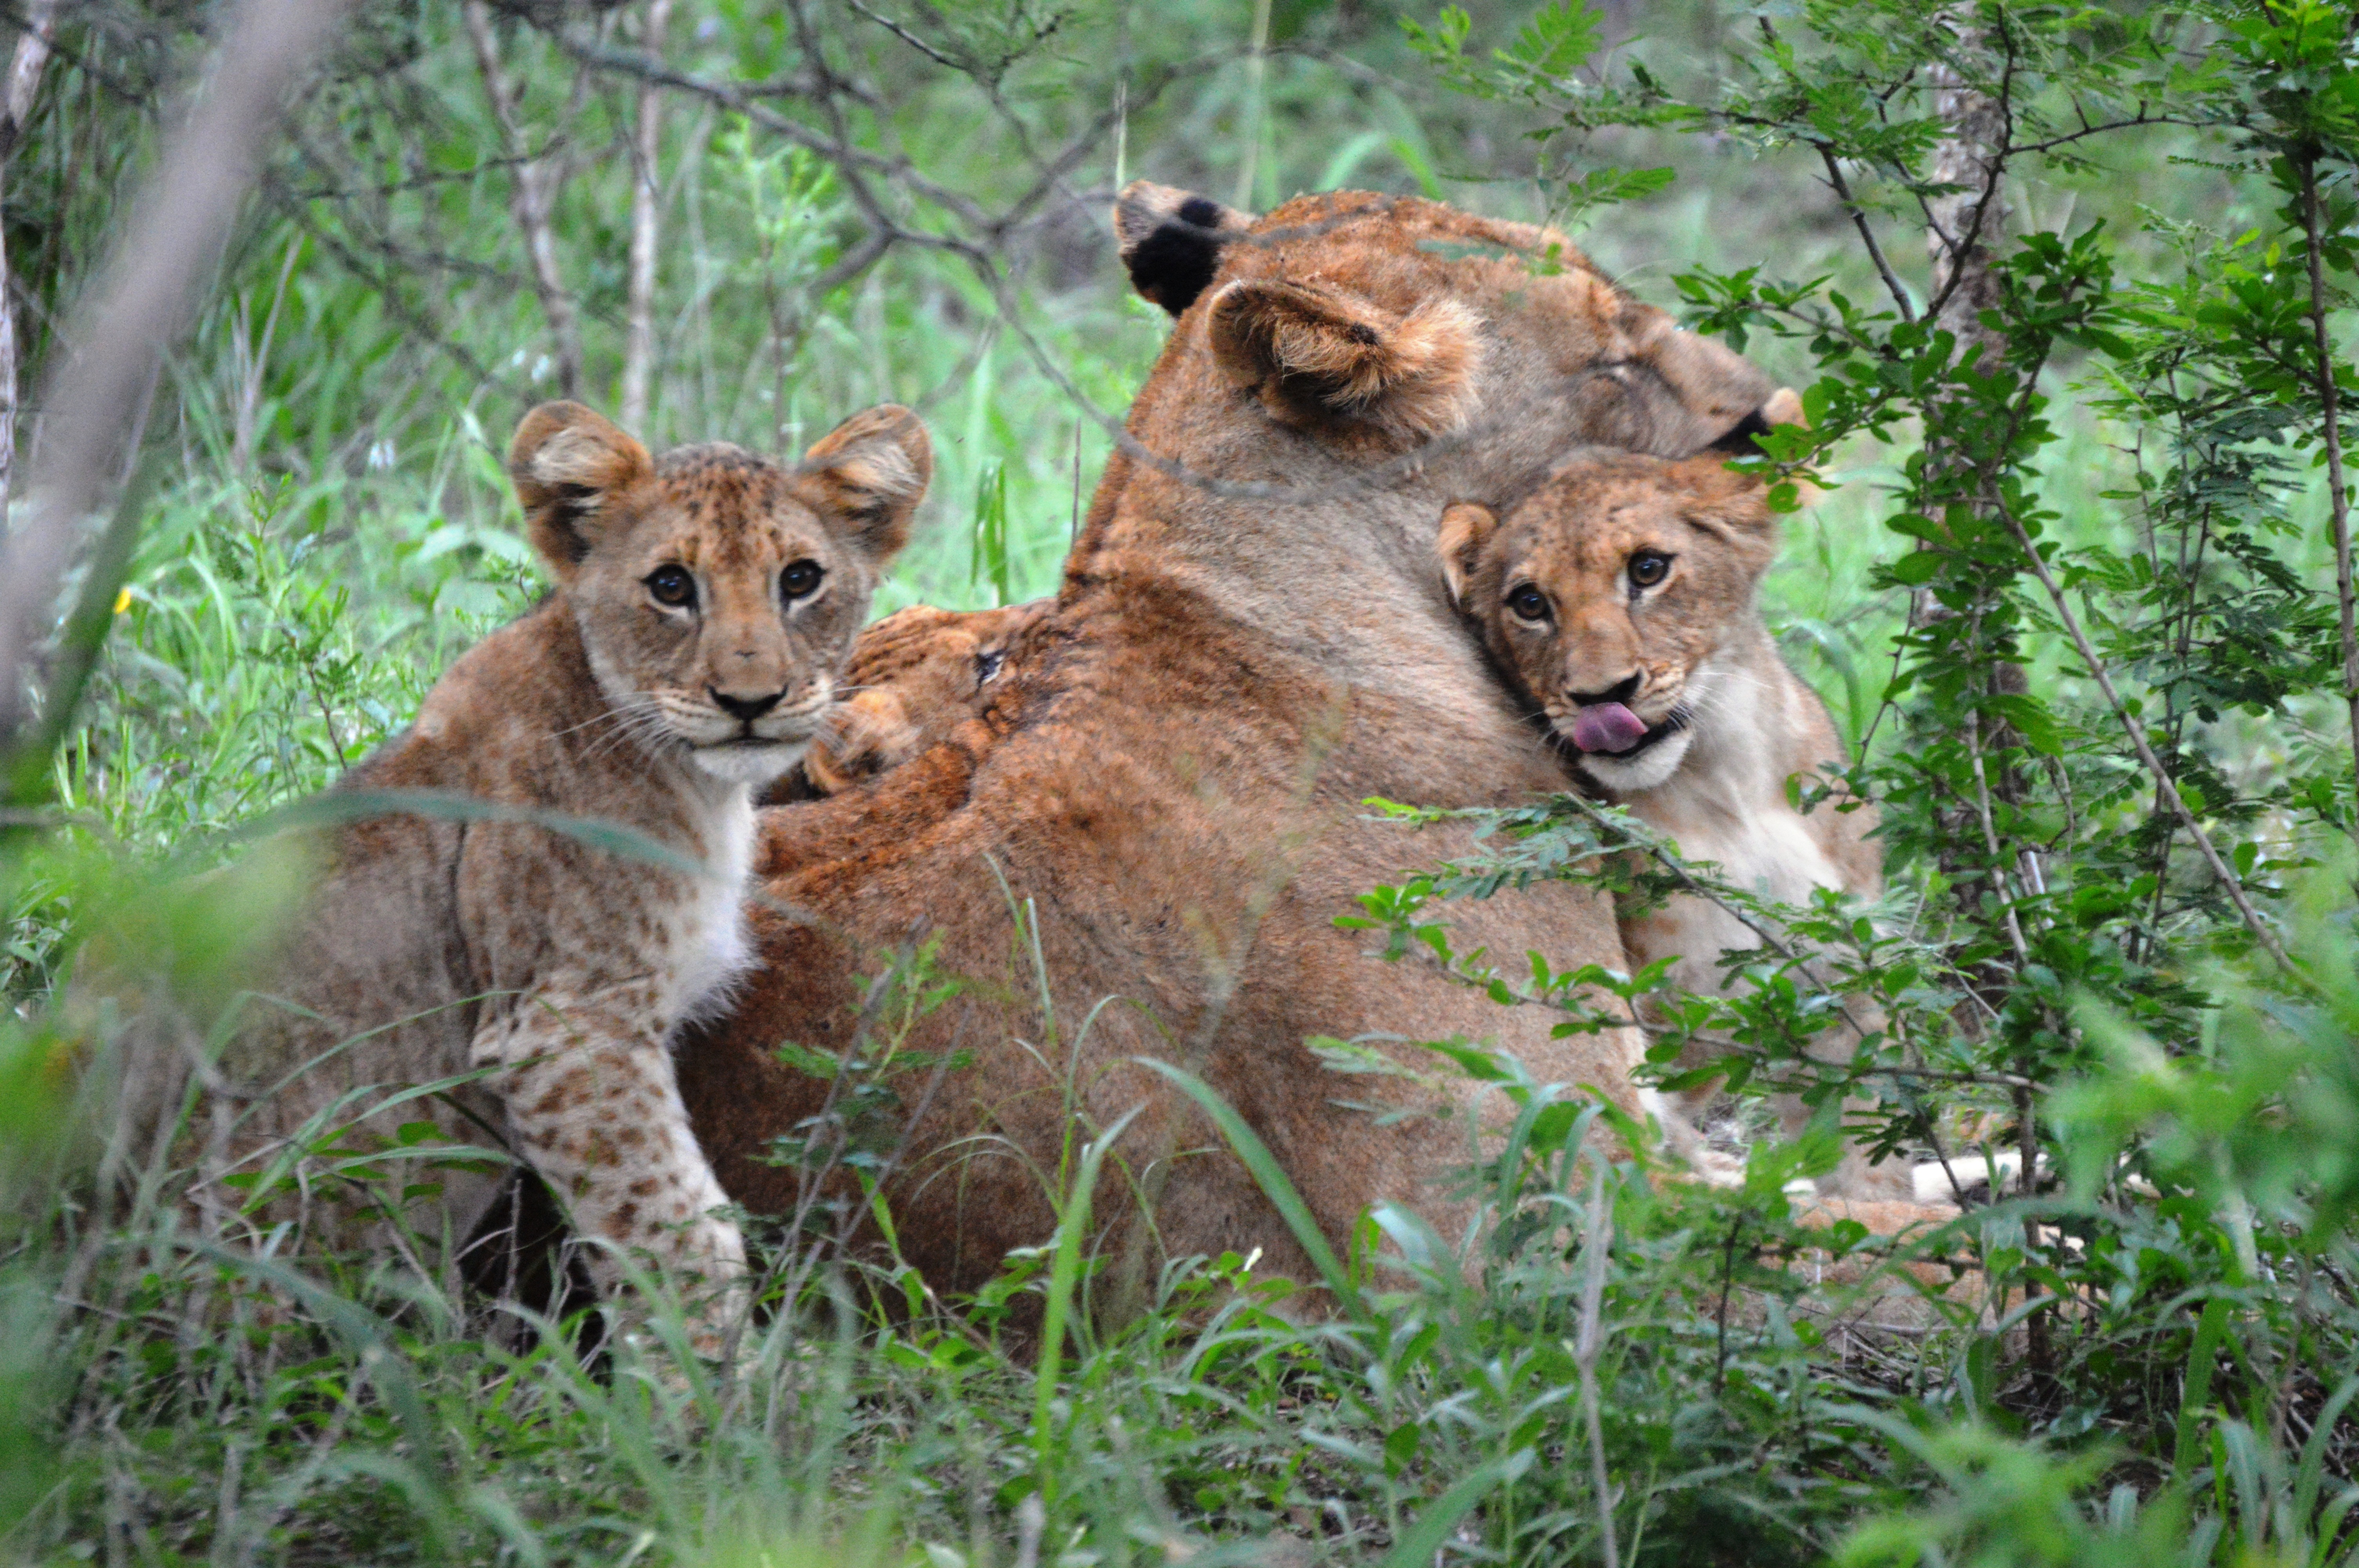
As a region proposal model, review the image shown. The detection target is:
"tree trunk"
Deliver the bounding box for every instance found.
[1924,15,2009,365]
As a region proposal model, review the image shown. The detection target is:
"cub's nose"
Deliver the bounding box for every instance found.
[1565,672,1642,708]
[710,687,785,722]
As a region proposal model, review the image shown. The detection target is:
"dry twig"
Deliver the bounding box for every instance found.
[464,0,585,399]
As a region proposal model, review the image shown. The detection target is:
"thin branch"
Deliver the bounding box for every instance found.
[1575,1161,1620,1568]
[840,0,963,71]
[547,32,994,236]
[0,0,56,519]
[1961,701,2033,966]
[2014,107,2189,156]
[1921,13,2014,342]
[1996,503,2306,979]
[0,0,52,162]
[1814,142,1916,320]
[0,0,346,771]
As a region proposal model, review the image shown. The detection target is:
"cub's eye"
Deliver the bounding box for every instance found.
[1627,552,1673,589]
[781,559,825,600]
[646,566,697,608]
[1505,584,1552,622]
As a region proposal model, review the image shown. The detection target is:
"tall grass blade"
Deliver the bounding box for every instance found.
[1135,1058,1365,1318]
[1033,1103,1141,1485]
[1374,1453,1529,1568]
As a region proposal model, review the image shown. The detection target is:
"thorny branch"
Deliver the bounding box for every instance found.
[1996,499,2306,980]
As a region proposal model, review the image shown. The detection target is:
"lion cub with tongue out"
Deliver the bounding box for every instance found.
[1439,449,1907,1199]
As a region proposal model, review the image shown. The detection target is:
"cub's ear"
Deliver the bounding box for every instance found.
[796,403,933,562]
[1114,180,1253,316]
[1670,459,1780,547]
[508,401,655,581]
[1435,501,1499,609]
[1207,279,1482,447]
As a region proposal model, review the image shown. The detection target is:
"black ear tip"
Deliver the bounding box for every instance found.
[1125,222,1226,317]
[1177,196,1223,228]
[1708,408,1774,454]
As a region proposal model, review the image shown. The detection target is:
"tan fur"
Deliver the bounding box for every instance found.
[93,401,930,1349]
[1437,451,1906,1198]
[1208,281,1483,448]
[676,188,1785,1306]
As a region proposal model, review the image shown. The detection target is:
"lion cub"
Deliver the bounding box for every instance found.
[101,400,931,1349]
[771,599,1045,800]
[1438,452,1905,1199]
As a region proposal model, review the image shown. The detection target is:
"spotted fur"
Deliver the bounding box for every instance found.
[95,401,930,1353]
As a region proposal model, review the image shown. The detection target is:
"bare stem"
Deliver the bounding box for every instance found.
[2297,151,2359,850]
[464,0,583,400]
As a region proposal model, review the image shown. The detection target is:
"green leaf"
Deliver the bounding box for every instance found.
[1501,0,1602,77]
[1565,165,1676,209]
[1374,1452,1533,1568]
[1885,549,1943,586]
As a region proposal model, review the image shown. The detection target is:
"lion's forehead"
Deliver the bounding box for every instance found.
[843,602,1037,680]
[1507,488,1692,572]
[622,446,834,572]
[1234,193,1623,319]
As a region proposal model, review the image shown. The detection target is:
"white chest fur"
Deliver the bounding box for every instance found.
[665,785,757,1026]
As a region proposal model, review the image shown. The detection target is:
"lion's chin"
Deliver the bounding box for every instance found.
[689,736,811,787]
[1572,722,1693,795]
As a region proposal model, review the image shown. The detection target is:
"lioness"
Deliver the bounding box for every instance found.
[676,186,1792,1303]
[1436,450,1910,1199]
[97,400,931,1348]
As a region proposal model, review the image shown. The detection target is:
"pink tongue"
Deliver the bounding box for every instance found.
[1570,702,1650,755]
